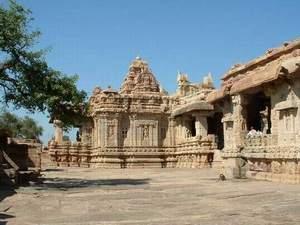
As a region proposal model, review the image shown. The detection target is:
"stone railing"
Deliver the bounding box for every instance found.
[175,135,216,168]
[176,135,217,153]
[244,134,277,147]
[222,134,300,184]
[235,134,300,159]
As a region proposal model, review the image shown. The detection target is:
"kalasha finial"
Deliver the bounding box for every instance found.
[93,86,102,95]
[135,56,141,60]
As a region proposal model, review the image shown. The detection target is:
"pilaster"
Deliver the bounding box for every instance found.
[195,115,208,138]
[53,119,63,144]
[231,94,247,148]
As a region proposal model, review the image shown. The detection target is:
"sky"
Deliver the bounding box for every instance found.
[3,0,300,143]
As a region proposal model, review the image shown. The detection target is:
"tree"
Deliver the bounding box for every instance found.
[0,111,20,137]
[0,111,43,140]
[0,0,87,129]
[19,116,43,140]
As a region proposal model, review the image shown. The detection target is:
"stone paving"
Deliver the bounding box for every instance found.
[1,168,300,225]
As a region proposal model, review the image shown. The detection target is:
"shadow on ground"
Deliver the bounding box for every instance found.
[32,177,151,190]
[0,212,15,225]
[0,186,16,202]
[0,183,17,225]
[42,168,65,172]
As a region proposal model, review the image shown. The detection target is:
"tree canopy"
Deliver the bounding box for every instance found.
[0,110,43,141]
[0,0,87,128]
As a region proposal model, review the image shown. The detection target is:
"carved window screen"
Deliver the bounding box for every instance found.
[121,128,128,139]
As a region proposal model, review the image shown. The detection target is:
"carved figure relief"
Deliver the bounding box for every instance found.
[142,125,149,140]
[143,74,151,85]
[186,128,192,138]
[108,125,114,137]
[271,161,282,174]
[280,108,296,134]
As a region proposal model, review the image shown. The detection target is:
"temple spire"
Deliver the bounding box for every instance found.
[120,57,160,94]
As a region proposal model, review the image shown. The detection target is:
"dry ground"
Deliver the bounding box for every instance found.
[1,167,300,225]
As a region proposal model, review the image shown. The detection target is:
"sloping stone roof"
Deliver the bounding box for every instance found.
[171,101,214,117]
[207,39,300,103]
[222,39,300,81]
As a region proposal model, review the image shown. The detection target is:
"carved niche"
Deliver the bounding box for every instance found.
[135,120,158,146]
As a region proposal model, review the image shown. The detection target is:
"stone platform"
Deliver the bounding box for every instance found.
[1,168,300,225]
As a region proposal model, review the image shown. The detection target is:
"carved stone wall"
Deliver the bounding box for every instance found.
[47,40,300,184]
[49,57,217,169]
[218,41,300,183]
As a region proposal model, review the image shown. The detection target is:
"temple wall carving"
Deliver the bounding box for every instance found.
[49,39,300,184]
[213,40,300,183]
[49,57,217,169]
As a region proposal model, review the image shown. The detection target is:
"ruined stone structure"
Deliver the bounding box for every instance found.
[1,138,42,185]
[49,57,216,169]
[49,39,300,184]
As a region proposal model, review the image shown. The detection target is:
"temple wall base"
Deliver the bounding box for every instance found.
[48,143,218,169]
[221,144,300,183]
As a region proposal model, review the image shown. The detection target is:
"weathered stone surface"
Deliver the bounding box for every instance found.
[48,38,300,184]
[49,57,216,169]
[2,167,300,225]
[214,39,300,183]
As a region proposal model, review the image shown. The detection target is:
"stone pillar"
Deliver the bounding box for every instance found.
[113,114,119,147]
[153,121,159,146]
[54,119,63,144]
[195,115,208,138]
[90,121,94,147]
[179,121,183,141]
[222,95,248,179]
[182,118,187,139]
[99,113,107,147]
[231,94,247,148]
[93,118,99,147]
[129,114,137,146]
[168,117,176,146]
[175,116,185,143]
[98,118,102,147]
[149,125,153,146]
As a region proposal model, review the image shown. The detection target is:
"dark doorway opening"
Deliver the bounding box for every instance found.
[245,92,271,133]
[190,117,196,137]
[207,112,224,149]
[185,116,196,138]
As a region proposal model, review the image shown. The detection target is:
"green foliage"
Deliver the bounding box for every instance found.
[20,116,43,139]
[0,110,20,137]
[0,0,87,128]
[0,110,43,140]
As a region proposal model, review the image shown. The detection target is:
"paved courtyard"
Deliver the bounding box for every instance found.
[1,167,300,225]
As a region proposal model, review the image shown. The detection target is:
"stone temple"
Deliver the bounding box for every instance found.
[49,39,300,184]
